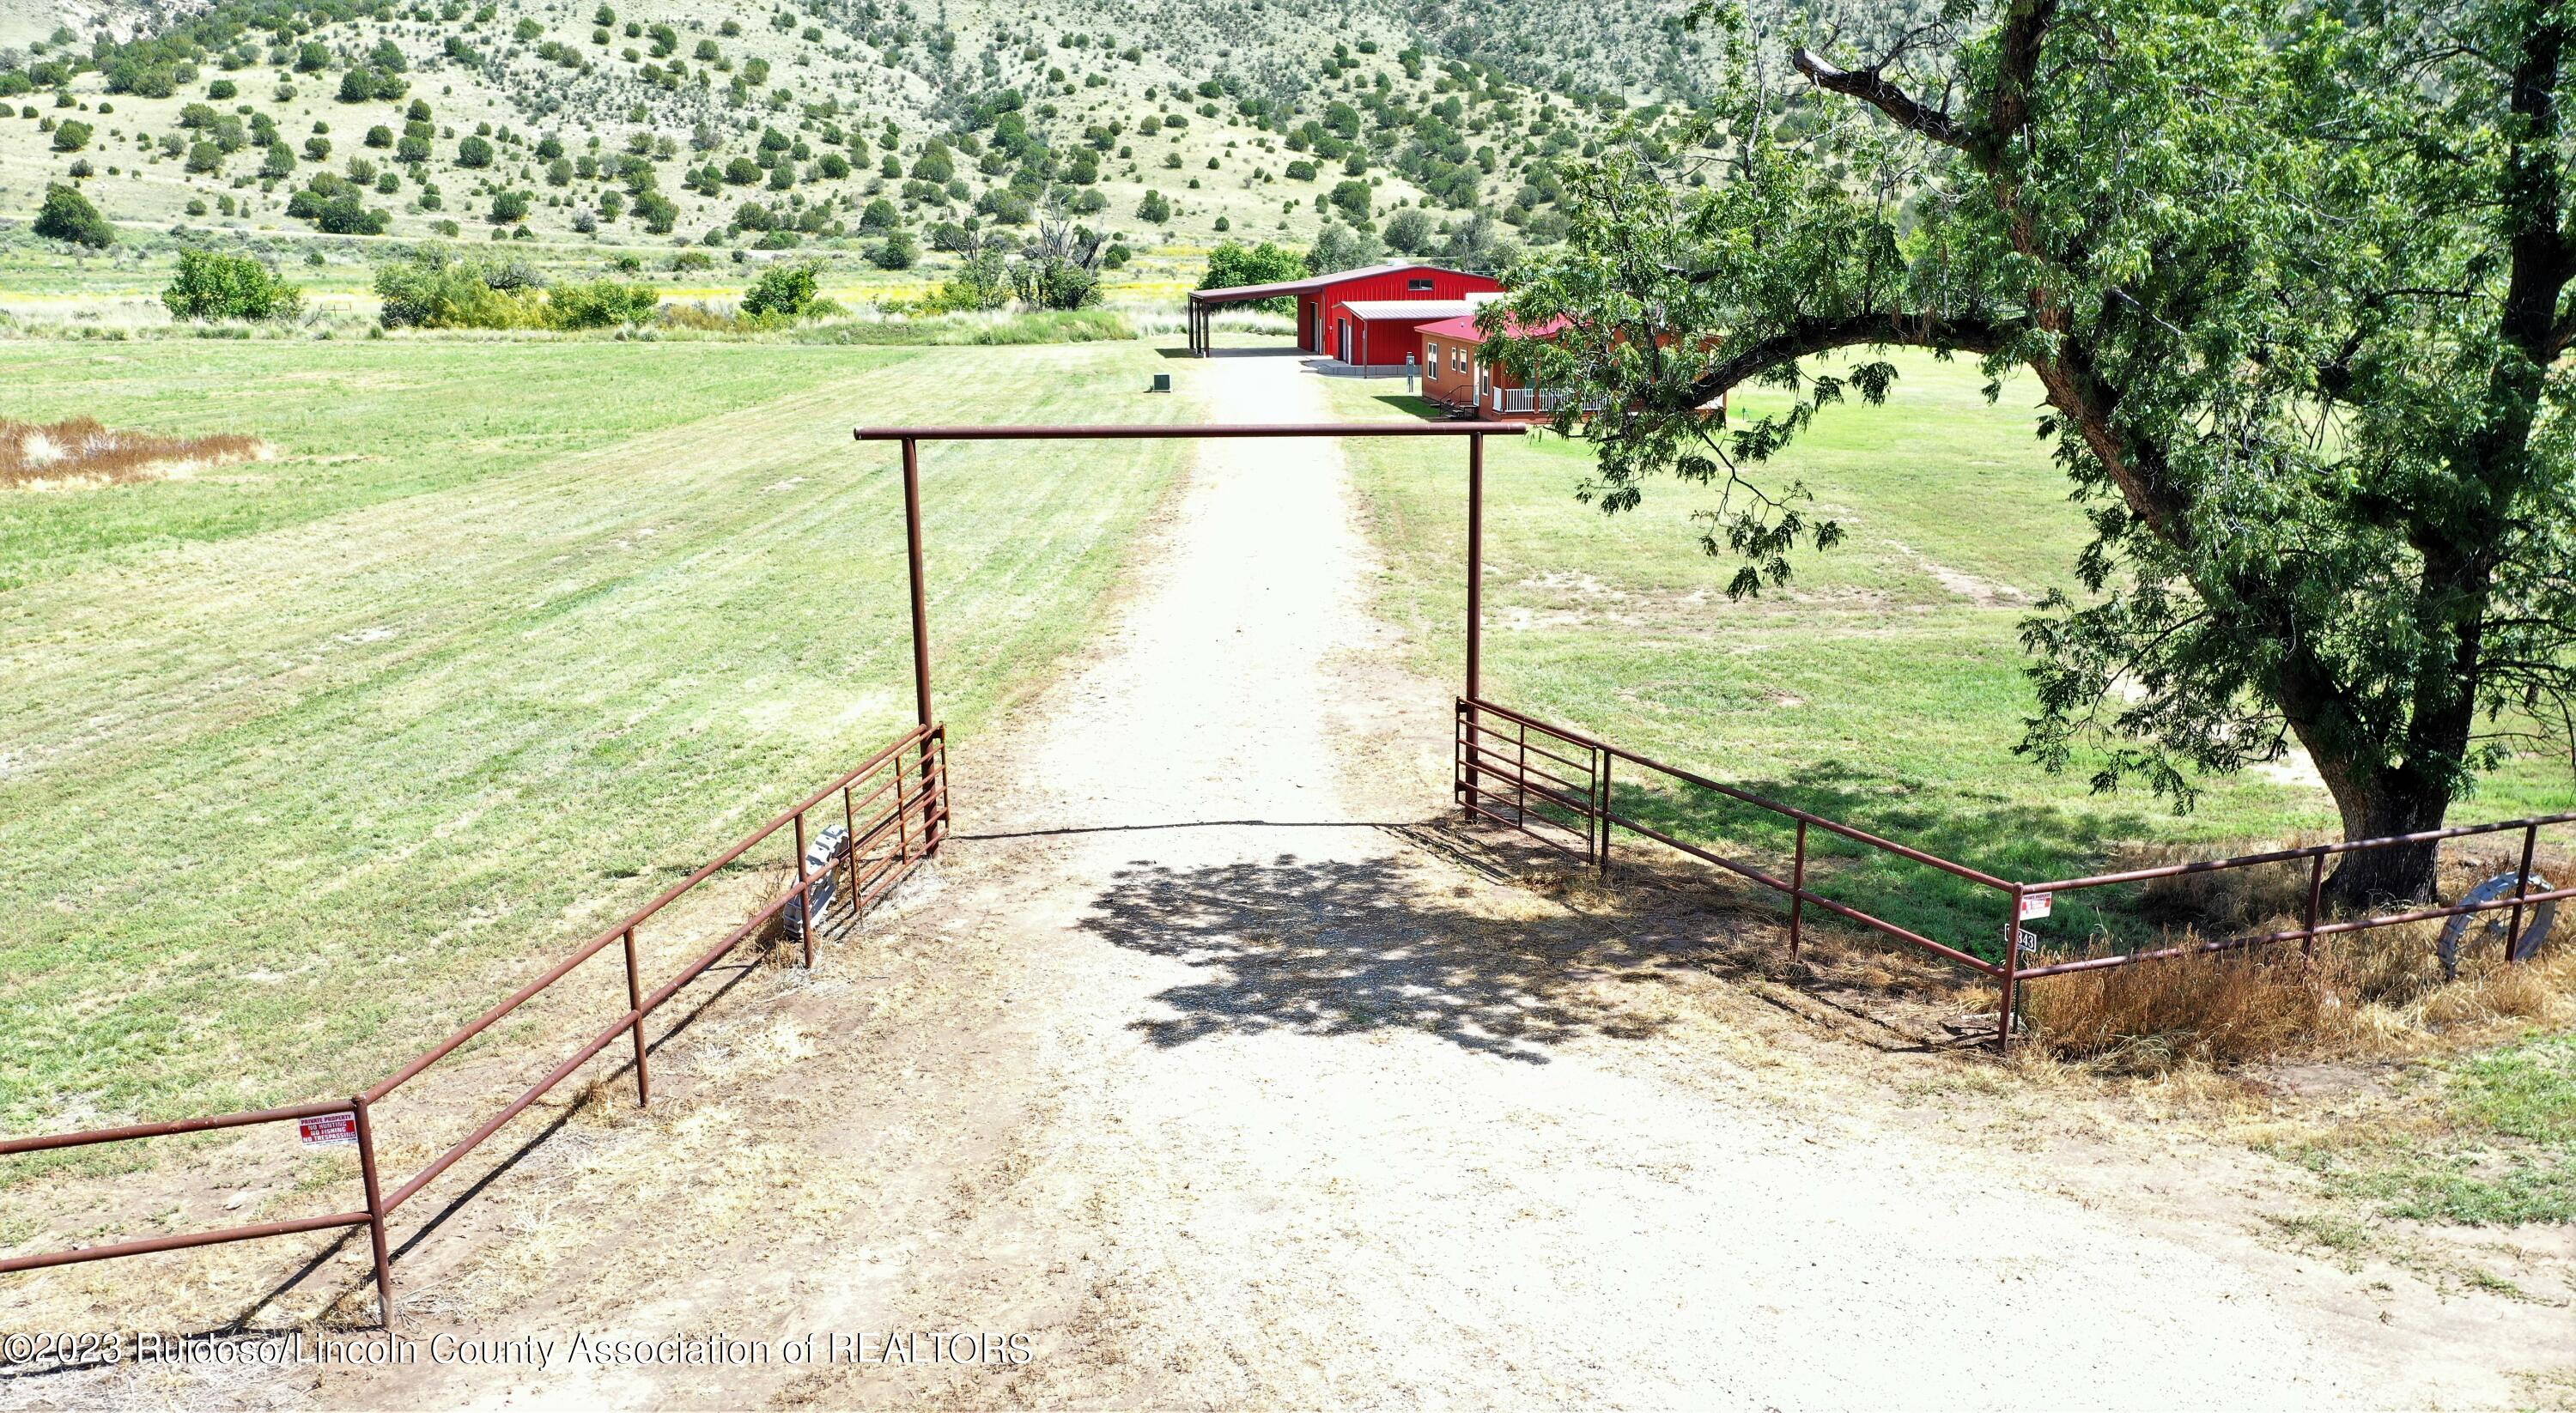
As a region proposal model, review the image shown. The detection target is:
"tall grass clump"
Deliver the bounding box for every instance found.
[0,417,270,488]
[2023,840,2574,1072]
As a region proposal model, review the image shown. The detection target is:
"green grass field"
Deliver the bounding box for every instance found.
[0,335,1193,1135]
[1327,353,2574,956]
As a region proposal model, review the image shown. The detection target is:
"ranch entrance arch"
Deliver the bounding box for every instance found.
[853,421,1539,850]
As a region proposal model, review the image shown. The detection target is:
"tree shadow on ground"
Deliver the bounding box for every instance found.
[1074,846,1768,1063]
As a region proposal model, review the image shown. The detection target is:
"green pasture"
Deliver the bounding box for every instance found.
[0,335,1193,1136]
[1327,352,2574,958]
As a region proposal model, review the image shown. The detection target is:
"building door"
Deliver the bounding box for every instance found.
[1337,318,1350,362]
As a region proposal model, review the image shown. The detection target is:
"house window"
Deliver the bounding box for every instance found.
[1407,278,1435,291]
[1452,346,1468,373]
[1425,342,1439,372]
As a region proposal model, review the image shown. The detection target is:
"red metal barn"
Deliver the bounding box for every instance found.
[1185,263,1504,359]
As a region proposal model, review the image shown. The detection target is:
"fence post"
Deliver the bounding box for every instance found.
[1462,434,1484,812]
[1458,701,1479,822]
[924,731,947,858]
[2303,852,2325,960]
[793,810,813,969]
[1997,887,2025,1056]
[1515,719,1529,825]
[1595,749,1612,879]
[1789,819,1808,962]
[901,439,939,817]
[2507,822,2540,963]
[841,782,861,904]
[349,1095,396,1330]
[621,926,649,1106]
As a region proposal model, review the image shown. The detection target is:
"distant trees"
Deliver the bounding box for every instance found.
[1008,210,1108,310]
[1382,207,1434,257]
[740,261,823,318]
[867,230,920,270]
[1136,189,1172,223]
[1326,179,1371,225]
[1198,240,1304,312]
[374,248,654,330]
[162,249,301,321]
[1305,221,1382,274]
[33,183,111,247]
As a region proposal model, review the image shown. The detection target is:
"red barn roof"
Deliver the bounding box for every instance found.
[1186,262,1489,305]
[1416,312,1571,343]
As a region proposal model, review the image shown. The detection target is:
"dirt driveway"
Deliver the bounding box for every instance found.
[13,349,2569,1411]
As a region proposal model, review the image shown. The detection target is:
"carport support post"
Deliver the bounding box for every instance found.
[1463,432,1485,816]
[901,435,937,846]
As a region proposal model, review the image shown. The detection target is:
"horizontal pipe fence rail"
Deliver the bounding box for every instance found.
[1457,696,2573,1051]
[0,723,948,1330]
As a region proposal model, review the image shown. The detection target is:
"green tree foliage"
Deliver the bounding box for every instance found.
[1135,188,1172,224]
[930,250,1012,312]
[1504,0,2576,901]
[32,182,112,247]
[374,247,549,328]
[1326,179,1372,225]
[49,118,89,152]
[1198,239,1306,313]
[161,248,302,321]
[1382,206,1435,257]
[544,280,660,328]
[1305,221,1382,274]
[740,261,823,318]
[1008,212,1107,310]
[867,230,920,270]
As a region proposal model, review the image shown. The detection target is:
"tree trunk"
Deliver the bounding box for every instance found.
[2304,743,2451,912]
[2322,784,2450,912]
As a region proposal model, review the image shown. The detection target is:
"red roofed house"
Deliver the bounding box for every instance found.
[1417,312,1575,421]
[1185,263,1504,360]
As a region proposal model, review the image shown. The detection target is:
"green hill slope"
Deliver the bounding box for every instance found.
[0,0,1722,269]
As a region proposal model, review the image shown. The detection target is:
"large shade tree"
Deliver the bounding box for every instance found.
[1498,0,2576,906]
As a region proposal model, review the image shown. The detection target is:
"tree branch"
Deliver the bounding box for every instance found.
[1680,310,2022,405]
[1789,48,1968,149]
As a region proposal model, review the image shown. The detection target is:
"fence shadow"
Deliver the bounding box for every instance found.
[1072,849,1745,1063]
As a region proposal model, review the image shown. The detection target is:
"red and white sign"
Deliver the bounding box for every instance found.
[298,1112,359,1149]
[2019,891,2054,921]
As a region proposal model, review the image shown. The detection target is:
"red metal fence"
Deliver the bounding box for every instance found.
[0,723,947,1328]
[1459,697,2573,1049]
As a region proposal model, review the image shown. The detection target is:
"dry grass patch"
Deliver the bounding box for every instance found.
[2027,918,2575,1074]
[0,416,270,489]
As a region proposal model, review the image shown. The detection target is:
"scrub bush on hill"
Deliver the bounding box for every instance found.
[33,183,112,247]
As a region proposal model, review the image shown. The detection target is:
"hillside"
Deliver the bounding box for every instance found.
[0,0,1723,278]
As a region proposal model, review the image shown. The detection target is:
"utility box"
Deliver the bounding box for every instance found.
[1150,373,1173,393]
